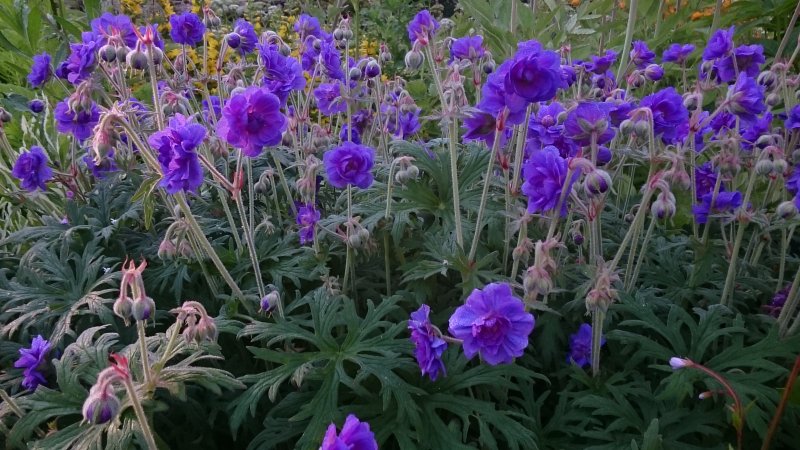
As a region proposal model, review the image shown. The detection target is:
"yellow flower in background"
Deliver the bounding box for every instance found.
[121,0,142,18]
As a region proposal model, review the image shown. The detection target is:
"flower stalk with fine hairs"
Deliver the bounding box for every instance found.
[670,357,745,450]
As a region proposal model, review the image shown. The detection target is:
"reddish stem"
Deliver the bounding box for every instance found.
[761,355,800,450]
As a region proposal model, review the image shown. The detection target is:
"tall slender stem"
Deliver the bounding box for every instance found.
[123,378,158,450]
[591,309,605,376]
[626,216,655,290]
[711,0,725,31]
[720,168,759,306]
[776,1,800,61]
[777,266,800,335]
[615,0,639,82]
[271,153,297,216]
[761,355,800,450]
[469,119,504,261]
[136,321,152,388]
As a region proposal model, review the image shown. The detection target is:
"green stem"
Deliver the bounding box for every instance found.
[272,153,297,217]
[761,355,800,450]
[591,309,605,376]
[469,119,504,261]
[153,320,181,373]
[175,193,245,300]
[137,321,152,388]
[711,0,725,31]
[720,168,759,306]
[777,266,800,336]
[122,378,158,450]
[615,0,639,82]
[626,216,656,290]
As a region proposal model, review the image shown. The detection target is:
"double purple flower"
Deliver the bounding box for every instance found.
[217,87,287,157]
[148,114,206,194]
[521,146,575,216]
[448,283,534,365]
[169,12,206,46]
[409,305,447,380]
[12,146,53,192]
[323,142,375,189]
[14,335,50,390]
[54,99,100,141]
[320,414,377,450]
[28,53,52,88]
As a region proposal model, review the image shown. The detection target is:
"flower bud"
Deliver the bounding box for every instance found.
[619,119,635,136]
[347,232,363,249]
[342,29,354,40]
[312,38,322,51]
[572,231,584,245]
[644,64,664,81]
[482,60,495,74]
[512,246,528,261]
[755,158,775,176]
[683,93,700,110]
[100,44,117,62]
[280,43,291,56]
[583,170,612,196]
[777,201,798,220]
[365,60,381,79]
[113,296,133,323]
[380,50,392,63]
[194,316,217,342]
[405,164,420,179]
[115,46,130,62]
[404,49,424,71]
[650,192,676,220]
[766,93,781,107]
[757,70,777,90]
[523,266,552,297]
[333,28,345,41]
[773,158,788,174]
[357,227,370,242]
[348,67,362,81]
[226,33,241,49]
[395,169,410,184]
[82,389,120,424]
[147,46,163,65]
[131,296,155,322]
[669,357,691,370]
[126,48,148,70]
[633,120,650,139]
[627,71,646,88]
[158,239,176,260]
[29,99,45,113]
[260,291,279,313]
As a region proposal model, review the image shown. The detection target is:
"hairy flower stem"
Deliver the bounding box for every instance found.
[546,167,577,241]
[510,219,528,281]
[609,185,655,272]
[343,186,354,295]
[720,167,759,306]
[147,53,164,131]
[776,1,800,60]
[175,193,245,301]
[701,175,724,247]
[152,320,181,373]
[762,355,800,450]
[234,190,266,300]
[626,216,656,290]
[777,266,800,336]
[685,361,744,450]
[425,44,464,248]
[776,226,797,289]
[469,117,504,262]
[711,0,725,30]
[137,321,153,388]
[272,153,297,217]
[122,377,158,450]
[615,0,638,82]
[591,309,605,376]
[384,232,392,297]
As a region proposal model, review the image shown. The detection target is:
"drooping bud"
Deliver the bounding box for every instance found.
[260,291,280,313]
[348,67,362,81]
[583,170,612,197]
[126,46,148,71]
[194,316,218,343]
[100,44,117,63]
[755,158,775,176]
[669,357,692,370]
[523,266,552,297]
[226,33,241,49]
[404,49,424,71]
[776,201,798,220]
[644,64,664,81]
[82,387,121,424]
[650,191,676,220]
[113,296,133,324]
[365,59,381,79]
[131,296,155,322]
[29,99,45,114]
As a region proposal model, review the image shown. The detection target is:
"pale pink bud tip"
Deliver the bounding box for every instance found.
[669,357,691,370]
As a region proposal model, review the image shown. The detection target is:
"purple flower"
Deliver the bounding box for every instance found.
[786,166,799,196]
[296,203,320,244]
[630,41,655,68]
[478,60,529,125]
[259,44,306,104]
[217,87,287,157]
[640,87,689,144]
[692,190,742,224]
[148,114,205,194]
[505,40,565,103]
[526,102,578,157]
[301,35,322,72]
[715,44,765,83]
[385,107,422,139]
[786,105,800,130]
[91,13,136,47]
[294,14,324,39]
[12,146,53,192]
[63,32,100,85]
[695,162,720,200]
[340,124,361,144]
[763,285,790,317]
[83,149,117,179]
[662,43,695,64]
[587,50,617,75]
[567,323,604,368]
[54,100,100,141]
[644,64,664,81]
[703,27,735,61]
[710,110,736,135]
[522,146,575,216]
[448,282,534,365]
[561,64,577,87]
[320,414,378,450]
[450,35,485,63]
[29,99,45,113]
[28,53,52,88]
[563,102,615,146]
[314,82,347,116]
[741,112,772,150]
[407,9,439,44]
[169,12,206,46]
[202,95,221,122]
[232,19,258,54]
[463,109,503,145]
[323,142,375,189]
[14,335,50,390]
[726,73,765,123]
[408,305,447,380]
[319,40,345,81]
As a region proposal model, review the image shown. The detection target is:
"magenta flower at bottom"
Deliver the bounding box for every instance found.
[320,414,378,450]
[448,283,534,365]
